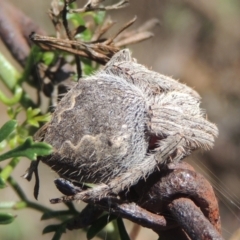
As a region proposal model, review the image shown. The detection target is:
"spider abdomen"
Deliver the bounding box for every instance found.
[42,73,150,183]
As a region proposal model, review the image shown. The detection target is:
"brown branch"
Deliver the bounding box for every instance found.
[30,33,118,64]
[0,0,45,66]
[168,198,224,240]
[64,196,177,232]
[133,162,221,233]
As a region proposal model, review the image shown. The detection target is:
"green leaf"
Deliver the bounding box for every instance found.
[82,58,96,76]
[68,12,85,27]
[0,157,20,181]
[43,223,66,240]
[0,86,23,106]
[26,108,50,127]
[83,63,95,76]
[0,52,36,109]
[12,201,27,210]
[0,212,16,224]
[0,137,52,162]
[42,52,55,66]
[93,11,106,25]
[0,140,7,152]
[0,52,20,90]
[7,106,22,120]
[43,224,61,234]
[8,135,19,149]
[81,28,92,41]
[117,218,131,240]
[0,120,17,143]
[26,107,41,119]
[0,176,6,188]
[41,210,72,220]
[52,230,63,240]
[27,119,40,128]
[19,46,42,85]
[87,214,117,239]
[33,113,51,124]
[51,223,66,240]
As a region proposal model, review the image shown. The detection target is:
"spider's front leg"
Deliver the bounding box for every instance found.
[53,178,88,196]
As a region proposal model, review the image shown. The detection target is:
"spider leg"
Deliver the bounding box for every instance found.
[50,134,184,204]
[148,91,218,162]
[54,178,87,196]
[102,49,200,99]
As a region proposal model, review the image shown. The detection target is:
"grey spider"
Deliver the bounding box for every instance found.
[27,49,218,202]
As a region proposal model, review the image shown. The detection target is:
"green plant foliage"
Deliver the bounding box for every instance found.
[0,120,17,143]
[0,2,132,239]
[26,107,51,128]
[42,52,56,66]
[43,224,66,234]
[87,214,118,239]
[0,45,53,230]
[117,218,131,240]
[0,137,52,162]
[0,212,16,225]
[93,11,106,25]
[0,176,6,189]
[0,86,23,106]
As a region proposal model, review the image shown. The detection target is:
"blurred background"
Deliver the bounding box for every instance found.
[0,0,240,239]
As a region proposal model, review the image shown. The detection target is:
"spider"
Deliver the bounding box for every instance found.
[26,48,218,203]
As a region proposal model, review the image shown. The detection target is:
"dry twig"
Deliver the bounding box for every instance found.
[71,0,129,13]
[30,15,157,64]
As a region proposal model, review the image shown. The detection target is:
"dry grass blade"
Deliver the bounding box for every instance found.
[115,31,154,47]
[104,16,137,45]
[115,18,159,42]
[138,18,160,32]
[91,16,115,42]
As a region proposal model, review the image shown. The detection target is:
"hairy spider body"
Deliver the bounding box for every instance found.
[42,73,149,184]
[37,49,218,199]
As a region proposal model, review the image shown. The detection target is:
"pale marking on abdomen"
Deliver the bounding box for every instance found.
[57,91,80,123]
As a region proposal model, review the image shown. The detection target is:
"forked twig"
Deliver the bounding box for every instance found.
[30,33,117,64]
[103,15,137,45]
[71,0,129,13]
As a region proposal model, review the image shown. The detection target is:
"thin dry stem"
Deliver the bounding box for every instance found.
[71,0,129,13]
